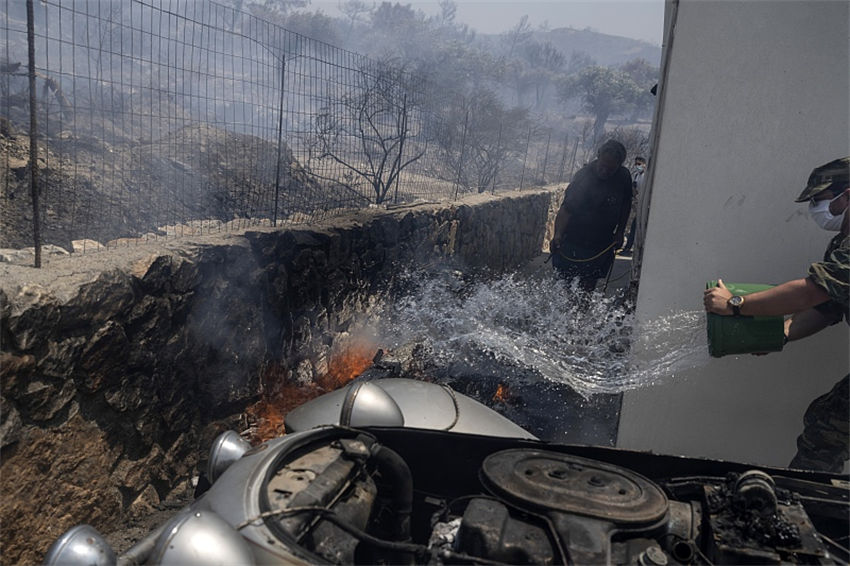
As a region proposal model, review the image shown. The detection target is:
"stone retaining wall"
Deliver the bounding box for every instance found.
[0,187,558,563]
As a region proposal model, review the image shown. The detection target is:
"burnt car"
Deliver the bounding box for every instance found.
[46,378,849,565]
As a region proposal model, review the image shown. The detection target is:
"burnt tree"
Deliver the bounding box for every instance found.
[308,64,424,205]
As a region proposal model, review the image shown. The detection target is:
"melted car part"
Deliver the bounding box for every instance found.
[703,473,832,564]
[662,469,849,565]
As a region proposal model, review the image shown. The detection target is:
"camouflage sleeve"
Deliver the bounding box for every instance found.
[808,235,849,312]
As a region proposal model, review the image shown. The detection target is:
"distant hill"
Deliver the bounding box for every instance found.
[532,27,662,67]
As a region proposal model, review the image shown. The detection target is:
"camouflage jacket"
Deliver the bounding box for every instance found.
[810,232,850,325]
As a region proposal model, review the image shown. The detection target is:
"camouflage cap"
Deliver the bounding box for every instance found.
[795,156,850,202]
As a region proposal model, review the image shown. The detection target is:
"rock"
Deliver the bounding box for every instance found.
[106,236,146,247]
[6,286,62,351]
[133,254,173,291]
[160,432,197,489]
[40,337,86,379]
[110,444,164,493]
[104,375,150,413]
[7,156,27,170]
[129,485,160,519]
[171,258,200,294]
[0,414,123,565]
[125,295,173,347]
[0,248,35,264]
[313,346,329,377]
[292,358,314,386]
[0,397,22,448]
[0,353,37,394]
[291,315,312,352]
[19,379,76,422]
[71,239,105,253]
[62,269,136,328]
[79,321,130,393]
[30,244,71,257]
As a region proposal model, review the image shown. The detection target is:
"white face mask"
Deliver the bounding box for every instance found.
[808,195,844,231]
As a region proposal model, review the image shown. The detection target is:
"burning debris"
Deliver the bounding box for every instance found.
[244,342,379,443]
[491,383,513,404]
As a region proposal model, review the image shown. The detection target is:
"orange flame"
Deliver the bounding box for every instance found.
[493,383,510,404]
[317,345,376,390]
[245,342,378,443]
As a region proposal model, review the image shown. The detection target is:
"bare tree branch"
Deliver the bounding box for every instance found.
[307,61,425,204]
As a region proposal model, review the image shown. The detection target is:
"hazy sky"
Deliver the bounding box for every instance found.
[311,0,666,45]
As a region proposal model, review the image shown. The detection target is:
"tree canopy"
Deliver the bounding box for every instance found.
[557,65,646,141]
[222,0,660,170]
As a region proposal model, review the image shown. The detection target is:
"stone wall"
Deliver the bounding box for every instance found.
[0,187,557,563]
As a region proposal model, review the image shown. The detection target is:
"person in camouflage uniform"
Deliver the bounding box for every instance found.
[704,156,849,473]
[788,157,849,471]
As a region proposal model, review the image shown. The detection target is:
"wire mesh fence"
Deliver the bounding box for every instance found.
[1,0,586,262]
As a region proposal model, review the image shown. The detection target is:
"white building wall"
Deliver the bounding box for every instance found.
[619,0,850,468]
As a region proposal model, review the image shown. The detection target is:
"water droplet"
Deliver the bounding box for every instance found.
[370,267,710,398]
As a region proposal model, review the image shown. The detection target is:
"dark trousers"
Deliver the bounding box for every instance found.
[552,245,615,293]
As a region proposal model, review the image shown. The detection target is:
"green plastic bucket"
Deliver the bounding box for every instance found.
[705,281,785,358]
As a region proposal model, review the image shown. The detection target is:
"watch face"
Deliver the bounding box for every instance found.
[729,295,744,307]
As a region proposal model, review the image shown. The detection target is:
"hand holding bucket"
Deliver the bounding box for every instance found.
[704,280,786,358]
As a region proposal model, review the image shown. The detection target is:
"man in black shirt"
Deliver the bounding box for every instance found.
[550,139,633,292]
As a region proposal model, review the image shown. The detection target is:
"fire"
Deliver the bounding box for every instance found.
[493,383,510,404]
[247,380,318,443]
[245,342,378,443]
[317,345,375,390]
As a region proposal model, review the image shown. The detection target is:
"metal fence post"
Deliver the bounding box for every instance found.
[568,138,580,180]
[393,94,407,204]
[272,56,286,227]
[518,124,531,191]
[453,107,468,200]
[490,122,502,194]
[540,129,551,185]
[557,133,569,183]
[26,0,41,267]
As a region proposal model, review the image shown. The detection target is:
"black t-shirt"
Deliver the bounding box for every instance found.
[560,161,633,250]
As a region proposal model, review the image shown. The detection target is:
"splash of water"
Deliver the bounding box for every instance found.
[371,267,710,397]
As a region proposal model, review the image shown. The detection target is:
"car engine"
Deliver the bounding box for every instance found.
[256,430,849,565]
[44,377,850,566]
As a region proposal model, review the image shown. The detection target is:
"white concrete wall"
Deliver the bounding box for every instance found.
[619,0,850,468]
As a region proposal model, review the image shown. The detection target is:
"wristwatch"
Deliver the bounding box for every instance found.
[728,295,744,316]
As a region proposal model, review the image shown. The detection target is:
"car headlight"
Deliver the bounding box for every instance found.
[151,510,253,565]
[207,430,252,483]
[44,524,116,566]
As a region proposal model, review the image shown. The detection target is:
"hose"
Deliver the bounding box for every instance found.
[369,442,414,542]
